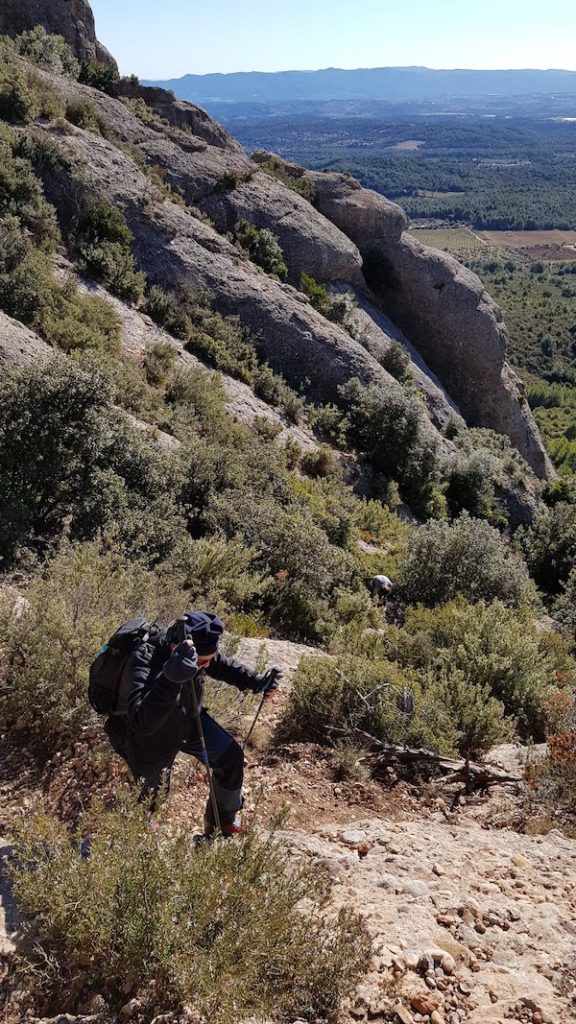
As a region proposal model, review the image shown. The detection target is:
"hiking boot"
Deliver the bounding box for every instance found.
[203,810,243,839]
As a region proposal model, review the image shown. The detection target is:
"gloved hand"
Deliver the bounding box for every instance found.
[163,639,198,684]
[253,666,284,698]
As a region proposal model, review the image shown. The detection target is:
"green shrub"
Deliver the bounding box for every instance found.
[300,273,354,326]
[255,152,316,202]
[522,499,576,595]
[143,339,178,388]
[554,567,576,637]
[14,26,80,78]
[380,340,411,381]
[144,286,304,417]
[41,284,122,355]
[301,446,339,479]
[79,60,121,93]
[0,128,60,247]
[11,801,369,1023]
[0,217,54,327]
[309,402,348,445]
[123,96,168,126]
[398,514,534,608]
[65,98,106,134]
[0,537,186,751]
[282,652,459,755]
[234,218,288,279]
[76,201,146,302]
[252,363,305,422]
[432,668,511,757]
[214,170,252,193]
[339,377,438,511]
[444,451,499,519]
[144,283,190,339]
[0,44,65,123]
[0,59,40,123]
[391,599,563,739]
[173,533,265,610]
[0,358,180,561]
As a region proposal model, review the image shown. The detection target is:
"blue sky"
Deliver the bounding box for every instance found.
[91,0,576,78]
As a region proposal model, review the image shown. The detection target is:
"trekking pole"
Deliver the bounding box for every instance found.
[177,618,222,835]
[242,694,267,753]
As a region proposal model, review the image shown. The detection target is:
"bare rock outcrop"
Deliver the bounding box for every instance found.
[38,74,363,287]
[311,172,554,480]
[56,260,320,452]
[311,169,407,248]
[15,60,552,482]
[36,123,429,422]
[198,172,364,286]
[0,311,53,367]
[0,0,117,68]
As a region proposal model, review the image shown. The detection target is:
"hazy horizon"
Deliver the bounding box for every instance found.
[150,63,576,81]
[90,0,576,78]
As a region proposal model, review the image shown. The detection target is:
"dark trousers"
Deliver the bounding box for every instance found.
[107,712,244,829]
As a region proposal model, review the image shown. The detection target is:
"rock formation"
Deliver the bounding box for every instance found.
[0,0,117,67]
[310,171,554,479]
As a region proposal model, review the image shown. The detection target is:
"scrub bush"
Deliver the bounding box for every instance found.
[398,514,534,608]
[234,218,288,279]
[10,801,369,1023]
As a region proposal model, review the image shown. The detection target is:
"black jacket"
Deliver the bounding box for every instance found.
[124,639,266,767]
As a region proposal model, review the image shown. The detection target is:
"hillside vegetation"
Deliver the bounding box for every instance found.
[1,22,576,1024]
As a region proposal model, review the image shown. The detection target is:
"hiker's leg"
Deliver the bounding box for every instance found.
[132,756,176,813]
[182,712,244,833]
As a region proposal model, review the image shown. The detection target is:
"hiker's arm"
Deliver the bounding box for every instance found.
[206,654,283,695]
[127,643,196,735]
[206,653,267,692]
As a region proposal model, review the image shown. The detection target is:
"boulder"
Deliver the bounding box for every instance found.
[310,170,407,248]
[198,171,365,286]
[0,0,117,68]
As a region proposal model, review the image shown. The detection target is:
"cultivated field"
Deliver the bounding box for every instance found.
[480,230,576,261]
[389,139,425,151]
[409,226,487,255]
[410,226,576,263]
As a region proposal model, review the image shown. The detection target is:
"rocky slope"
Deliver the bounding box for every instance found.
[13,64,548,485]
[309,172,553,480]
[0,8,551,483]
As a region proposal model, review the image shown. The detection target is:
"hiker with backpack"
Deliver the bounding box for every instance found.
[91,611,283,838]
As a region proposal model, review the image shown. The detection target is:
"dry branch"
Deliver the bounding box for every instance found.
[329,727,523,792]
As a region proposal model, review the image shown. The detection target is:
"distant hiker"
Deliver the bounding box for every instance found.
[370,574,393,606]
[97,611,283,838]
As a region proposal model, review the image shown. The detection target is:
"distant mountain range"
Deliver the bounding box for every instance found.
[143,66,576,106]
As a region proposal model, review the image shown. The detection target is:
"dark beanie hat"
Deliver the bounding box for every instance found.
[182,610,224,655]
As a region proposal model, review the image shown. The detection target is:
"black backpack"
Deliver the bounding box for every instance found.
[89,617,155,716]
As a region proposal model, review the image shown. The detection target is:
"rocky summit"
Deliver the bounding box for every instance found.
[0,0,116,67]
